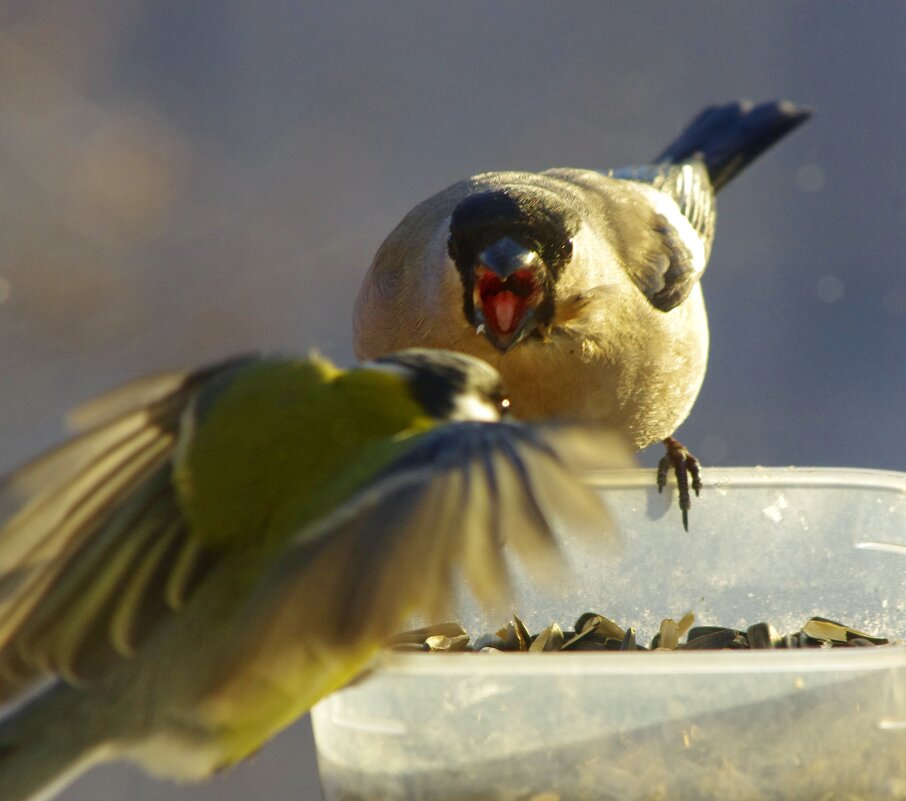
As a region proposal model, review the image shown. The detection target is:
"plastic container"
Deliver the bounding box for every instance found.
[311,467,906,800]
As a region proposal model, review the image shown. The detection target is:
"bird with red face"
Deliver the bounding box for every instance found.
[354,101,811,527]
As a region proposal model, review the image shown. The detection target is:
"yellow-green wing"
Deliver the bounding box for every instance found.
[0,357,255,701]
[240,421,631,666]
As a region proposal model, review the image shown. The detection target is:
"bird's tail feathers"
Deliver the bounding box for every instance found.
[655,100,812,192]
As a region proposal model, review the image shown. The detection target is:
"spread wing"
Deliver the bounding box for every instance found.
[0,357,254,700]
[1,356,629,706]
[250,421,631,655]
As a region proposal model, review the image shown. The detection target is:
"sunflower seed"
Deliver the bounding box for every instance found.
[747,622,782,649]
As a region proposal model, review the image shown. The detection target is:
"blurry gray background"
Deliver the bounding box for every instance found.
[1,2,904,799]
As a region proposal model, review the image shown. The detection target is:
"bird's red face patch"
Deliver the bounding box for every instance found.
[474,267,542,346]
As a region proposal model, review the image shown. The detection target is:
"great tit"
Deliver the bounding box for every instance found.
[354,100,812,527]
[0,348,625,801]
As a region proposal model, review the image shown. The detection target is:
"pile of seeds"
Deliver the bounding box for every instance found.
[386,612,891,653]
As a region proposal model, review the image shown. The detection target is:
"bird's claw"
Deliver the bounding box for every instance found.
[657,437,702,531]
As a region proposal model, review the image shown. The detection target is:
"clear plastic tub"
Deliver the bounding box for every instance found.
[311,467,906,800]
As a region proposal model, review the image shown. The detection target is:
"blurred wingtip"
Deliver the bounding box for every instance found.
[533,422,636,472]
[65,371,187,433]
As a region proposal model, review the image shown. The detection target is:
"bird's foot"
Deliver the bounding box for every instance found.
[657,437,702,531]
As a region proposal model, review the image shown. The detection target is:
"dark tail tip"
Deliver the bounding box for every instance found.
[655,100,813,192]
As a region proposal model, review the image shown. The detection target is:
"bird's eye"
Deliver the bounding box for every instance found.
[562,239,574,259]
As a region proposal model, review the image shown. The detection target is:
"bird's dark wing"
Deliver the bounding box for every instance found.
[542,167,708,314]
[604,167,708,312]
[611,99,813,274]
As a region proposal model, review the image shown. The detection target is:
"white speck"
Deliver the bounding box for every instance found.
[883,598,890,609]
[762,493,789,523]
[475,323,486,335]
[0,277,10,304]
[795,164,825,193]
[816,274,845,304]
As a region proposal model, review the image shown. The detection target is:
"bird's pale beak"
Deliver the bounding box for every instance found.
[472,237,544,351]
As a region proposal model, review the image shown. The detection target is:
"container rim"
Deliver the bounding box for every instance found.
[584,465,906,492]
[370,642,906,677]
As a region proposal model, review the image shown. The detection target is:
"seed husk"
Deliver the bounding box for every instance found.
[801,616,890,646]
[425,634,471,652]
[529,623,565,652]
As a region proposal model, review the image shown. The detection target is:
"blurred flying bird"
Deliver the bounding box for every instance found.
[0,348,626,801]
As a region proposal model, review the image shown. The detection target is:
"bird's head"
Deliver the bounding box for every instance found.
[447,186,578,352]
[368,348,510,422]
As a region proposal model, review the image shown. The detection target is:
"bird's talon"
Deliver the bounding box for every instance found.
[656,458,670,493]
[659,437,703,529]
